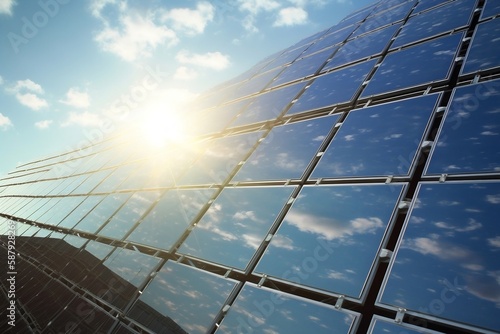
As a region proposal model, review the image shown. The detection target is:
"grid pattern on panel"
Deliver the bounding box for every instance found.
[1,0,500,333]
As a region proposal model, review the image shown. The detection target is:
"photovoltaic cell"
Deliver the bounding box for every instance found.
[481,0,500,20]
[269,48,336,88]
[425,79,500,175]
[216,284,358,333]
[461,18,500,75]
[255,184,403,297]
[412,0,453,14]
[287,59,377,115]
[380,182,500,333]
[351,1,414,37]
[230,82,306,127]
[233,115,339,181]
[300,26,355,58]
[361,33,463,98]
[311,94,439,178]
[178,186,294,269]
[391,0,476,49]
[324,24,400,71]
[131,261,237,333]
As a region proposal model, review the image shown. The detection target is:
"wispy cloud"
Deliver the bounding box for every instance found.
[94,12,178,62]
[161,1,214,35]
[90,0,120,19]
[59,87,90,108]
[326,270,350,281]
[233,210,263,223]
[176,50,230,70]
[488,236,500,248]
[238,0,280,15]
[242,233,262,249]
[237,0,324,31]
[403,235,484,271]
[285,210,384,240]
[434,218,482,233]
[463,272,500,306]
[271,234,295,250]
[6,79,48,111]
[274,7,308,27]
[486,194,500,204]
[274,152,304,171]
[404,237,471,261]
[8,79,43,94]
[91,1,219,62]
[0,0,16,15]
[35,120,53,129]
[0,113,12,130]
[238,0,280,32]
[15,93,48,110]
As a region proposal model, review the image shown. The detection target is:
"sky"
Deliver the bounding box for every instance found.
[0,0,375,177]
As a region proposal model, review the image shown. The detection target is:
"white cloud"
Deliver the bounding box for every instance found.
[161,2,214,35]
[90,0,119,18]
[233,210,262,223]
[285,210,384,240]
[404,236,485,272]
[94,13,178,62]
[350,217,384,234]
[238,0,280,15]
[241,15,259,33]
[326,270,349,281]
[384,133,403,140]
[7,79,48,111]
[410,216,425,224]
[274,7,308,27]
[237,0,280,32]
[271,234,295,250]
[61,111,104,127]
[275,152,304,171]
[313,135,325,141]
[15,93,48,110]
[0,0,15,15]
[0,113,12,130]
[462,263,484,271]
[35,120,53,129]
[481,131,499,136]
[92,1,220,61]
[0,75,3,85]
[404,237,472,261]
[174,66,198,80]
[486,194,500,204]
[242,233,262,249]
[444,164,461,171]
[59,87,90,108]
[207,225,238,241]
[434,219,482,233]
[8,79,43,94]
[289,0,328,6]
[488,236,500,248]
[176,50,230,70]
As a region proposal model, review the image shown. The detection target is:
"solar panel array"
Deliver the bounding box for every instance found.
[1,0,499,333]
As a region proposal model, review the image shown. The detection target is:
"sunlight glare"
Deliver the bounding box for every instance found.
[141,110,187,148]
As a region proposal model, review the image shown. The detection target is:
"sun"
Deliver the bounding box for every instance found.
[140,109,187,148]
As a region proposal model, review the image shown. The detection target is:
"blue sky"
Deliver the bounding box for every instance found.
[0,0,375,176]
